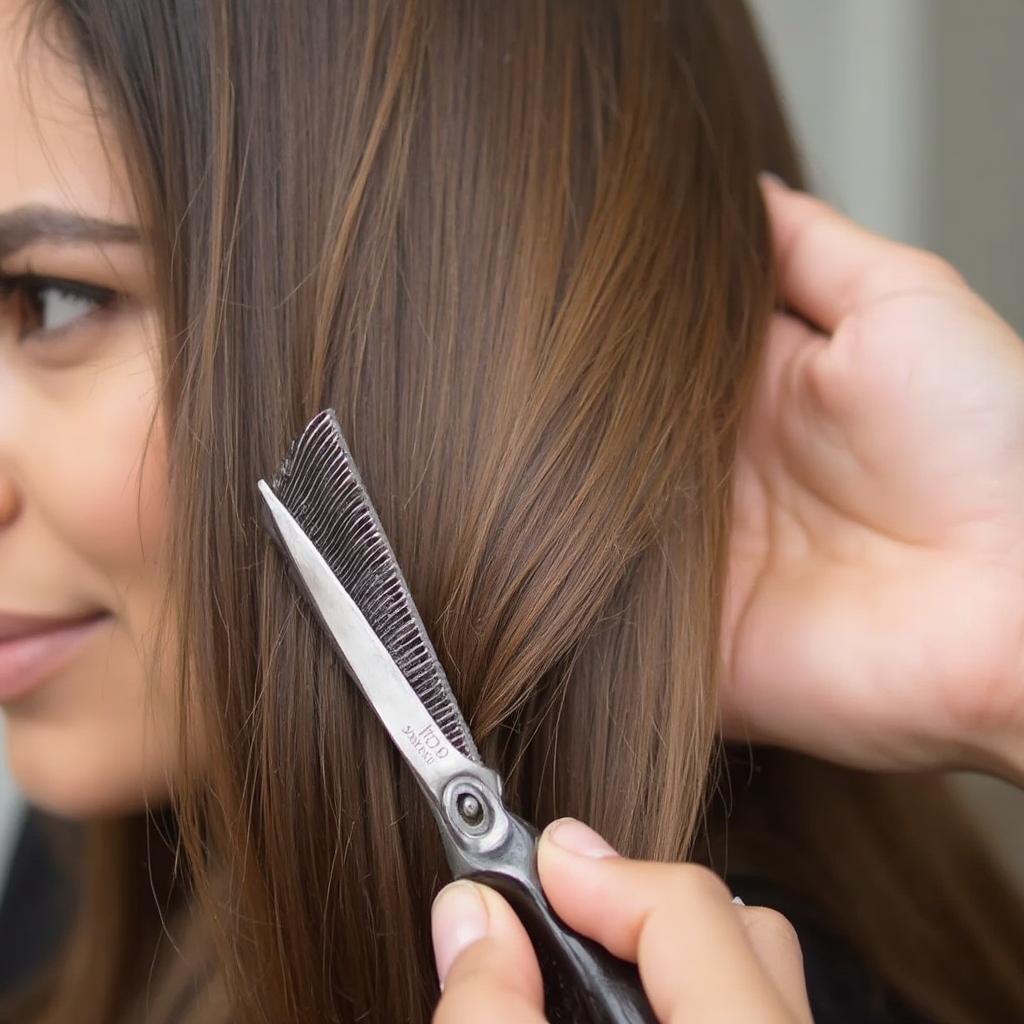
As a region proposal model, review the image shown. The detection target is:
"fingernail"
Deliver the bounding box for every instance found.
[731,895,746,906]
[758,170,789,190]
[545,817,619,859]
[431,880,490,989]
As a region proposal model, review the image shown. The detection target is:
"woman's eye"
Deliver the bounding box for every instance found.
[0,273,120,341]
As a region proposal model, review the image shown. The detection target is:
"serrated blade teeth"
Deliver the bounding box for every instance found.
[267,408,479,761]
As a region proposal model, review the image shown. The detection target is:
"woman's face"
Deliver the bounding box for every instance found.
[0,1,177,815]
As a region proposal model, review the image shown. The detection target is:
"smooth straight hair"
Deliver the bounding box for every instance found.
[5,1,1024,1021]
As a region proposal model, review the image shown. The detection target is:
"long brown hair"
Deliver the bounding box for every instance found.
[5,1,1024,1021]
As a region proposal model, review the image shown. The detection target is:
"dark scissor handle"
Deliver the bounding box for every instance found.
[443,812,658,1023]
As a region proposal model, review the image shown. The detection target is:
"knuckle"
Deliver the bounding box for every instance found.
[904,248,963,285]
[673,863,733,902]
[443,946,499,991]
[434,980,530,1024]
[440,943,528,1004]
[433,984,482,1023]
[742,906,803,950]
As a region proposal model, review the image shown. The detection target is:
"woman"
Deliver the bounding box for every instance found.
[0,0,1022,1021]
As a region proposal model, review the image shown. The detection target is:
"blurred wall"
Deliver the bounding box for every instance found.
[750,0,931,244]
[0,722,20,891]
[927,0,1024,336]
[749,0,1024,332]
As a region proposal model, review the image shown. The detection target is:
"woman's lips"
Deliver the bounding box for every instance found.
[0,611,111,703]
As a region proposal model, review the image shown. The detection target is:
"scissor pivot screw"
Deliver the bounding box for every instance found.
[457,793,484,827]
[443,777,498,840]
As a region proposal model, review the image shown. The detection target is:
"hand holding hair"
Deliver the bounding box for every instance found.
[430,818,812,1024]
[721,174,1024,784]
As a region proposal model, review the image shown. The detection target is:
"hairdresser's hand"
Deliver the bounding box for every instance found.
[431,817,812,1023]
[721,173,1024,784]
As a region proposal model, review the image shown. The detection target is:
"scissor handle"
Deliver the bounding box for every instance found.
[442,811,658,1024]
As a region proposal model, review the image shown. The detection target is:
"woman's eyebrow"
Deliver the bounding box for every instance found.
[0,204,141,261]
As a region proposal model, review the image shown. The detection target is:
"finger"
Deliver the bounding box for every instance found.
[431,880,546,1024]
[537,819,797,1022]
[737,905,815,1024]
[759,173,963,334]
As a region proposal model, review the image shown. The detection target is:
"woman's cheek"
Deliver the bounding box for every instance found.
[48,346,169,580]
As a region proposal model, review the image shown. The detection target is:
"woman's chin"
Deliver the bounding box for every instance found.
[3,718,173,819]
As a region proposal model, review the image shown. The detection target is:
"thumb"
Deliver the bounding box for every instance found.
[431,879,546,1024]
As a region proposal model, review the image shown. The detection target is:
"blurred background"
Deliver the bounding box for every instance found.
[1,0,1022,893]
[751,0,1024,337]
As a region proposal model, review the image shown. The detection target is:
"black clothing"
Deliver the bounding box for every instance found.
[0,808,73,999]
[727,873,929,1023]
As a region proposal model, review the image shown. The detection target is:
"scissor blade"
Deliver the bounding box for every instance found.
[257,478,479,798]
